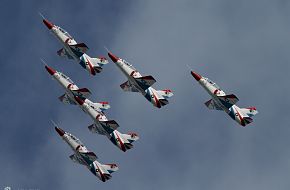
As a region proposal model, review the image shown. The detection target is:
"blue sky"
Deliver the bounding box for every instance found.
[1,0,290,189]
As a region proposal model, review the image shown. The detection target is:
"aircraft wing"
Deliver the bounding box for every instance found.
[204,99,223,110]
[80,152,98,164]
[57,48,74,59]
[59,93,76,105]
[71,88,91,99]
[134,75,156,90]
[100,120,119,134]
[88,124,106,135]
[69,43,89,57]
[217,94,239,109]
[69,154,86,165]
[120,81,139,92]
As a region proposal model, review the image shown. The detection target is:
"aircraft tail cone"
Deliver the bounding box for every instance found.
[108,52,119,63]
[45,65,56,75]
[191,71,202,81]
[55,127,65,136]
[43,19,54,29]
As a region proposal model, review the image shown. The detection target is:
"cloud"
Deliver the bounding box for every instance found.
[1,0,290,189]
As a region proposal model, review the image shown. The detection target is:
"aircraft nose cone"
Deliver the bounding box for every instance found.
[108,52,119,63]
[43,19,54,29]
[55,127,65,136]
[74,96,85,105]
[191,71,202,81]
[45,65,56,75]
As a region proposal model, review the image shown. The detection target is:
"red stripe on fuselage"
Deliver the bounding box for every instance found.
[86,58,96,75]
[96,164,106,182]
[115,132,126,152]
[152,90,161,108]
[235,107,245,126]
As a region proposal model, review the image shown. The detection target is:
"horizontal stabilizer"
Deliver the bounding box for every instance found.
[135,75,156,90]
[101,164,119,174]
[120,81,139,92]
[71,88,91,99]
[93,102,111,111]
[100,120,119,133]
[69,154,86,165]
[86,101,110,112]
[156,89,174,98]
[122,132,139,142]
[240,107,258,117]
[59,93,76,105]
[217,94,239,109]
[92,57,109,66]
[57,48,74,59]
[204,99,223,110]
[159,99,169,106]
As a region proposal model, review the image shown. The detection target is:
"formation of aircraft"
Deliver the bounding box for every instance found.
[53,122,118,182]
[190,71,258,126]
[45,65,139,152]
[107,51,173,108]
[41,16,258,182]
[42,18,108,75]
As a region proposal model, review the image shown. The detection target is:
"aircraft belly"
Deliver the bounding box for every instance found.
[211,95,229,112]
[63,45,79,60]
[128,78,143,93]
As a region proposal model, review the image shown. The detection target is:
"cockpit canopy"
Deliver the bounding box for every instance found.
[68,133,83,145]
[58,26,73,39]
[205,78,221,89]
[60,72,74,83]
[122,59,136,70]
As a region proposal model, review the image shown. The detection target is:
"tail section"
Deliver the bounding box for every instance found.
[79,54,108,75]
[156,89,174,99]
[156,89,174,107]
[120,132,139,151]
[110,131,139,152]
[101,163,119,174]
[240,107,258,117]
[228,106,258,126]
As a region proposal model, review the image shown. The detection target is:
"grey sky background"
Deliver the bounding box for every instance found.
[0,0,290,189]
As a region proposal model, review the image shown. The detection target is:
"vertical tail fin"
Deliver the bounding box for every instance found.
[79,54,108,75]
[113,132,139,152]
[123,132,139,150]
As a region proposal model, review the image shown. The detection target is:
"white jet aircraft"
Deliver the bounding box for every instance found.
[107,51,173,108]
[42,18,108,75]
[191,71,258,126]
[54,124,118,182]
[45,65,139,151]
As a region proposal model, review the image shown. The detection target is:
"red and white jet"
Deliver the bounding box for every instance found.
[191,71,258,126]
[107,51,173,108]
[54,123,118,182]
[45,65,139,151]
[42,17,108,75]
